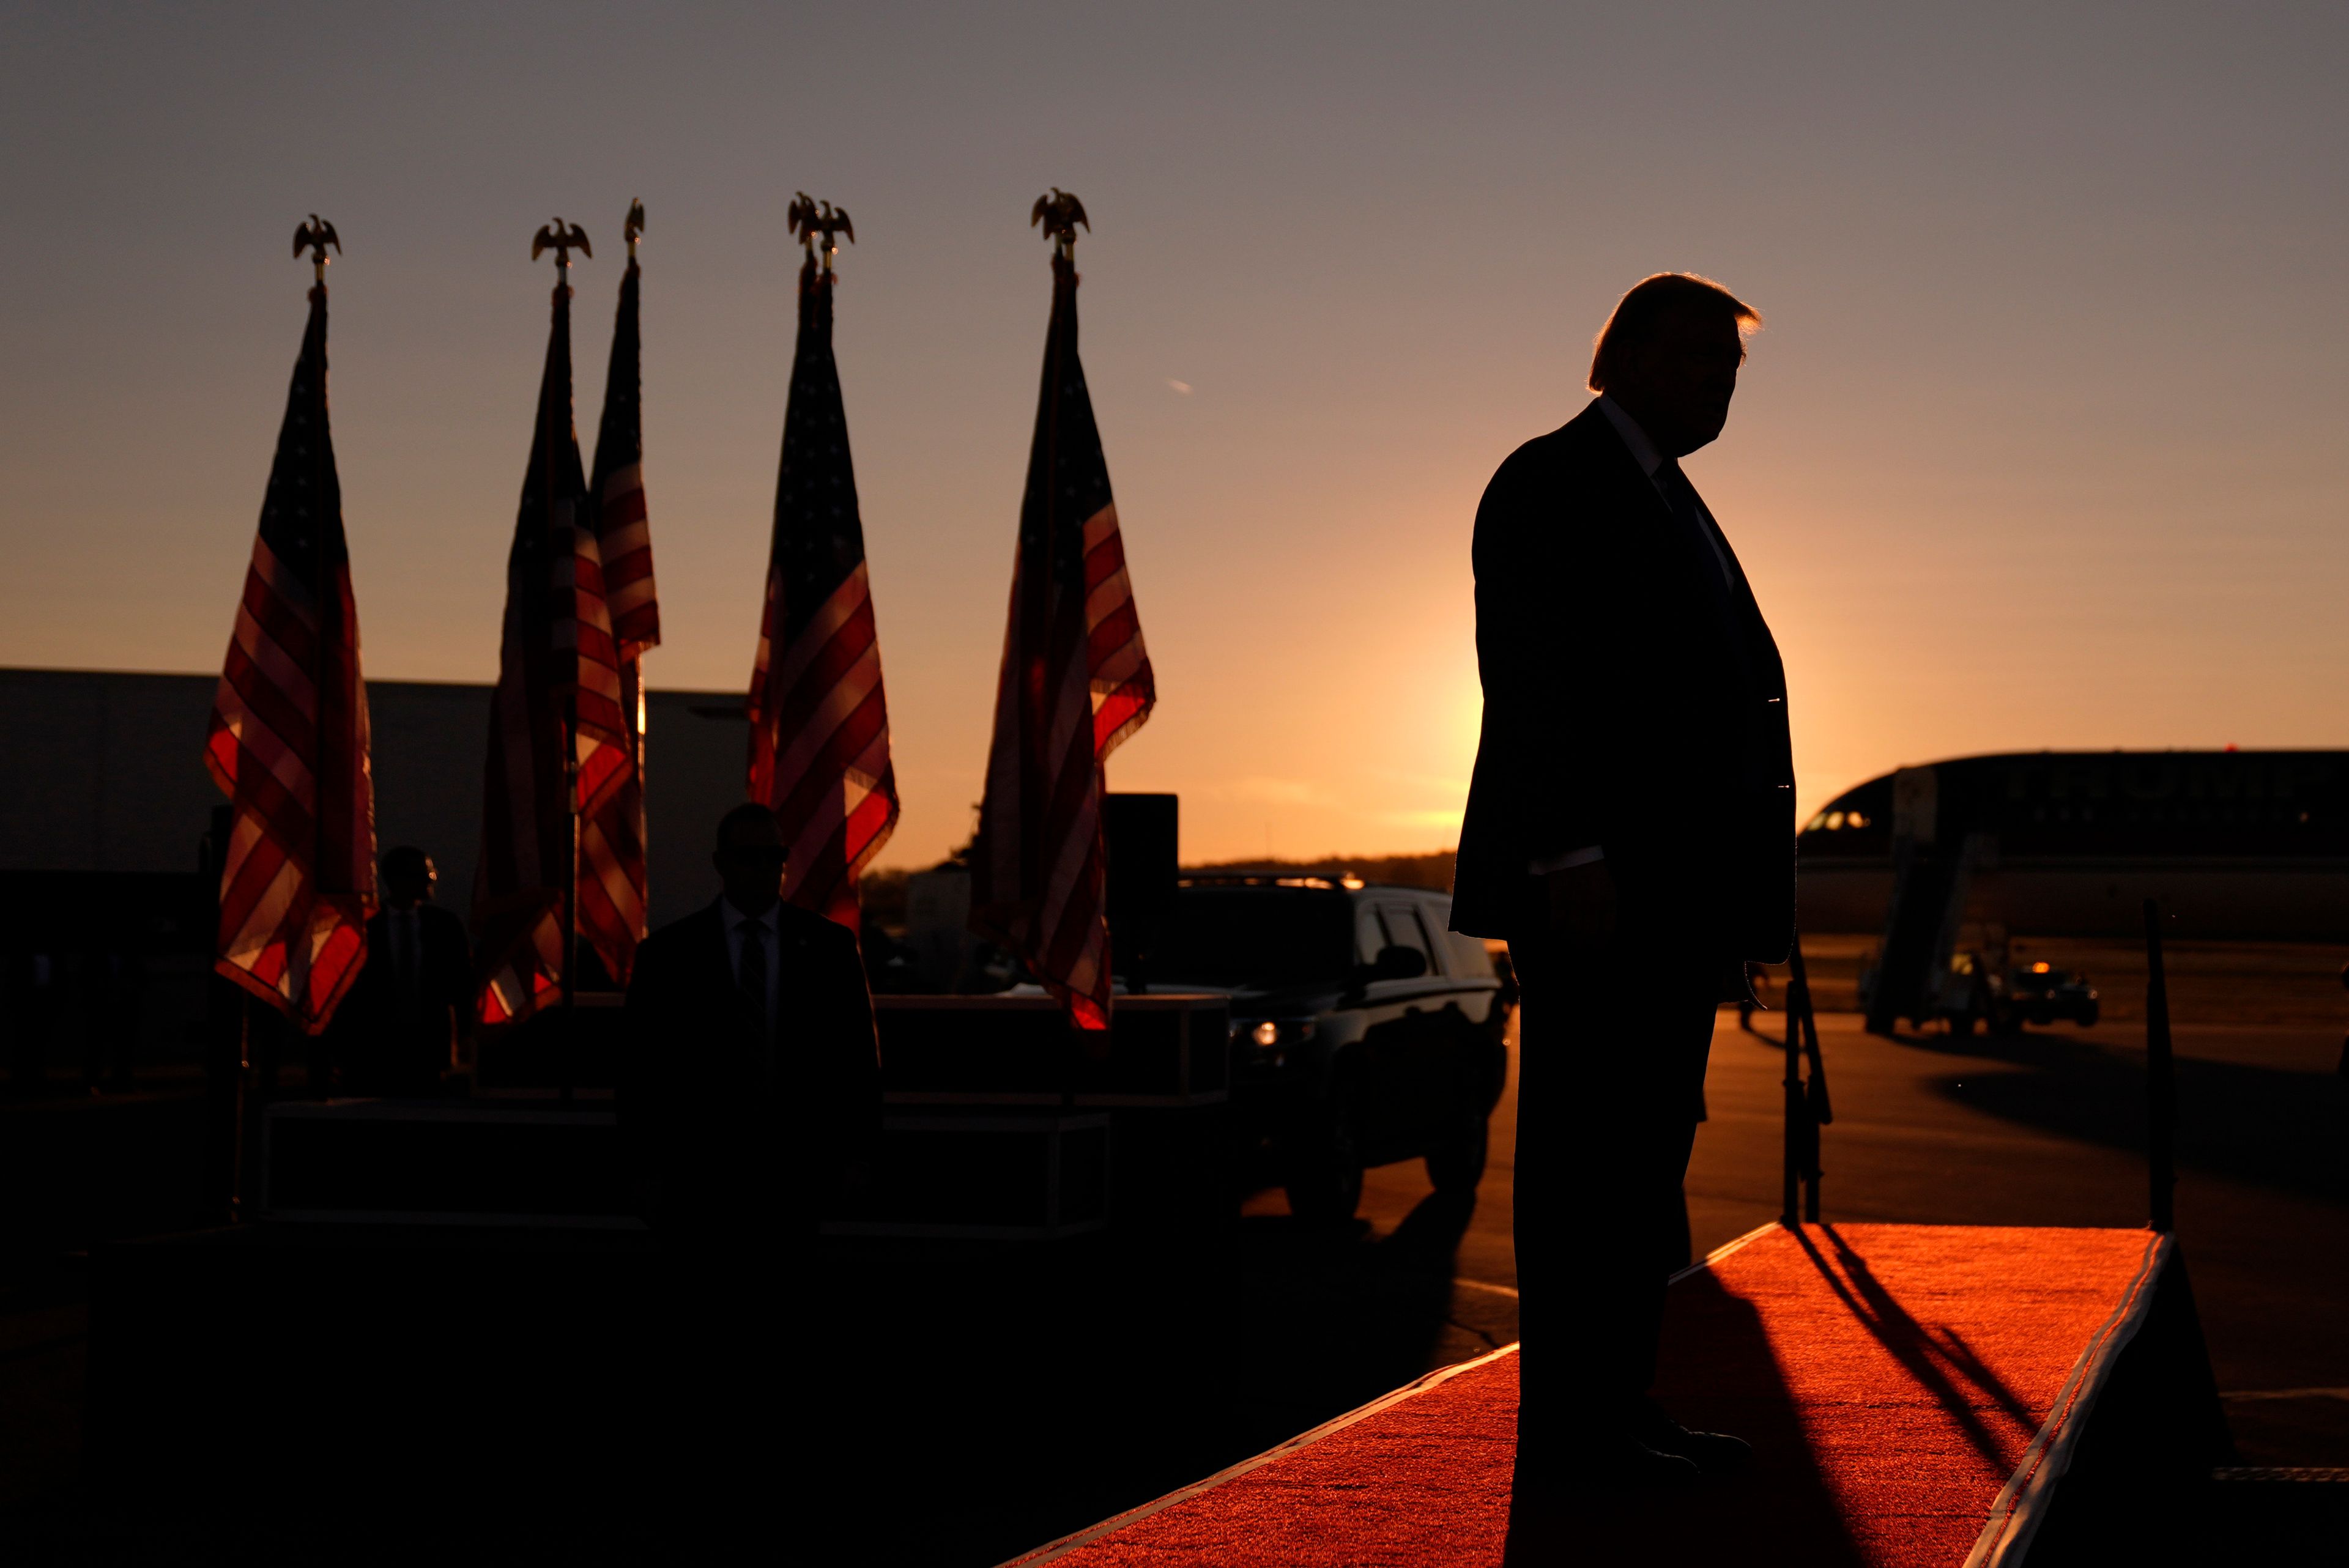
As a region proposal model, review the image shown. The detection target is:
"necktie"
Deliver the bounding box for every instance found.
[737,920,769,1038]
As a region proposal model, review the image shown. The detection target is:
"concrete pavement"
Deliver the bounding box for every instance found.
[1332,1003,2349,1468]
[6,990,2344,1562]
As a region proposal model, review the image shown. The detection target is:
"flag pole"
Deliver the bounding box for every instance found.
[623,202,648,821]
[535,218,588,1105]
[297,215,339,1100]
[215,217,339,1200]
[1036,191,1072,1099]
[560,244,581,1107]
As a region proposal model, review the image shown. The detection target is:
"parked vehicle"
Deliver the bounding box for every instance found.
[1933,952,2101,1034]
[2003,961,2101,1028]
[1147,876,1512,1222]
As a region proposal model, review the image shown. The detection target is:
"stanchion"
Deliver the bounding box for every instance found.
[1780,963,1802,1227]
[1792,942,1831,1221]
[2143,898,2175,1232]
[1780,938,1833,1226]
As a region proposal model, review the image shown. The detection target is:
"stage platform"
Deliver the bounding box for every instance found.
[1006,1223,2229,1567]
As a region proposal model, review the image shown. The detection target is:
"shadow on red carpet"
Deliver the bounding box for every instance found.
[1503,1266,1865,1566]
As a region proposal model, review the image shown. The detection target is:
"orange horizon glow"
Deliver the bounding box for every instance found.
[5,9,2343,872]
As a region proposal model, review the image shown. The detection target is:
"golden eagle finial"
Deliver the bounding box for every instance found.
[293,214,340,283]
[1030,188,1088,257]
[530,218,592,266]
[789,192,855,273]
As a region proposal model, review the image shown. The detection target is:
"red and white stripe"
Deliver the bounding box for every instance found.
[207,523,374,1032]
[748,560,900,930]
[976,500,1154,1029]
[596,459,659,660]
[561,494,629,817]
[576,453,658,987]
[478,490,628,1026]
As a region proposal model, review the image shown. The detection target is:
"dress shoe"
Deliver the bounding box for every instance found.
[1550,1435,1703,1488]
[1633,1408,1753,1476]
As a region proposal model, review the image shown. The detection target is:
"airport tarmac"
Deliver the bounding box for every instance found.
[837,998,2349,1563]
[1350,1005,2349,1468]
[3,989,2345,1562]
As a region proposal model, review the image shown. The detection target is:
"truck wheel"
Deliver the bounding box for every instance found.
[1950,1012,1977,1037]
[2079,1001,2101,1027]
[1284,1114,1362,1224]
[1425,1118,1489,1194]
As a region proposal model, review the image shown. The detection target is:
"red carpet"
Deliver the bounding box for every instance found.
[1007,1224,2174,1567]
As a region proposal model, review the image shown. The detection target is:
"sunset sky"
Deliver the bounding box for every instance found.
[6,4,2345,869]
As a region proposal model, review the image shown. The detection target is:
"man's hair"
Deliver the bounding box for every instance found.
[1587,273,1762,394]
[714,801,782,852]
[380,845,431,880]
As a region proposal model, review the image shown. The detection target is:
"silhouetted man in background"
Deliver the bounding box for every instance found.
[1452,273,1794,1485]
[617,802,881,1541]
[335,846,472,1097]
[619,801,880,1234]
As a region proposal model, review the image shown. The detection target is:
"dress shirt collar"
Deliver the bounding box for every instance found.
[720,898,777,936]
[1595,394,1666,478]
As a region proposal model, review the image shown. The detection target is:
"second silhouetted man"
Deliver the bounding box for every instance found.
[618,801,880,1237]
[615,802,882,1542]
[335,845,472,1097]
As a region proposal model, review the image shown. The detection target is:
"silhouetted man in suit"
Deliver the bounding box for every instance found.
[619,801,881,1235]
[617,803,881,1543]
[1452,273,1794,1484]
[336,846,472,1097]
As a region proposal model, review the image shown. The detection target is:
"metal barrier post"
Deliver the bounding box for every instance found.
[1791,941,1832,1222]
[1780,962,1803,1227]
[2143,899,2176,1232]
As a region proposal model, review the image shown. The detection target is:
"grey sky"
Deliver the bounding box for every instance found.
[5,2,2344,864]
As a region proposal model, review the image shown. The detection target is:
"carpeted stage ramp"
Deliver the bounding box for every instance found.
[1004,1224,2228,1567]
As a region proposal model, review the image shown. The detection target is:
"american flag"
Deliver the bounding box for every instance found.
[578,255,659,985]
[748,256,900,930]
[205,281,377,1033]
[473,275,629,1026]
[970,251,1155,1029]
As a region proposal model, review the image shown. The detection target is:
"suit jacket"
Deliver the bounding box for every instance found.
[1450,400,1794,960]
[617,900,881,1235]
[333,903,472,1096]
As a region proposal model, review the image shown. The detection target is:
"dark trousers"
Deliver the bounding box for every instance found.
[649,1224,795,1548]
[1509,923,1720,1456]
[338,1014,451,1098]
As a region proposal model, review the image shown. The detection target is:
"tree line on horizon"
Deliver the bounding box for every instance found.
[859,848,1458,937]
